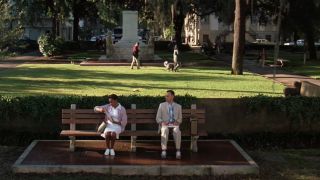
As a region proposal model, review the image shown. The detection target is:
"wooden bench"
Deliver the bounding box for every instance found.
[60,104,207,152]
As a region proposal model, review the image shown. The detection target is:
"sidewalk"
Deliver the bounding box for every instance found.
[244,60,320,87]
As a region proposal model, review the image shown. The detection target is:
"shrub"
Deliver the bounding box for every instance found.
[163,24,175,40]
[38,34,64,57]
[241,95,320,131]
[0,95,196,133]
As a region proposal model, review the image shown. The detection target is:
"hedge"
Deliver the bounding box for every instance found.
[242,95,320,131]
[1,95,320,148]
[0,95,195,134]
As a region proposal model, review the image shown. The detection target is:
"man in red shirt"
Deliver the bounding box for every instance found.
[130,42,140,69]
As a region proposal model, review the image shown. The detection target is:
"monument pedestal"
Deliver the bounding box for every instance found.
[104,11,158,61]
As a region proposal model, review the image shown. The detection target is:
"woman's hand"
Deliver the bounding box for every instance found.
[94,106,106,113]
[111,119,121,126]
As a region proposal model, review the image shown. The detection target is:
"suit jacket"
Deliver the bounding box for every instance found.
[156,102,182,124]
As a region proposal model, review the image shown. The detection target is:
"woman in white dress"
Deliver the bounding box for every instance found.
[94,94,127,156]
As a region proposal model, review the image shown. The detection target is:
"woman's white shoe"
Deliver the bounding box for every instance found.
[104,149,110,156]
[110,149,115,156]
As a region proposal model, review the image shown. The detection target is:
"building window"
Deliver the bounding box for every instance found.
[203,34,209,43]
[201,16,209,24]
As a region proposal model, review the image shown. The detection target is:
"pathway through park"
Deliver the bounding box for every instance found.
[244,60,320,87]
[212,54,320,87]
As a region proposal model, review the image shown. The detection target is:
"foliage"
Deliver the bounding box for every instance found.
[0,1,23,50]
[0,94,195,134]
[242,95,320,130]
[37,34,64,57]
[163,24,175,40]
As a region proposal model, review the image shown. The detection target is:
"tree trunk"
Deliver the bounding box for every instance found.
[173,0,184,47]
[47,0,56,38]
[305,27,317,60]
[73,2,80,41]
[51,16,57,39]
[231,0,247,75]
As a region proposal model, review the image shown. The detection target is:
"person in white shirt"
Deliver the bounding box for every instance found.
[94,94,127,157]
[156,90,182,159]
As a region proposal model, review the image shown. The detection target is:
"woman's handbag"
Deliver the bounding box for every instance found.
[97,121,107,133]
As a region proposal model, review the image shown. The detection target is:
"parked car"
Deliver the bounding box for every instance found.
[113,27,122,43]
[296,39,304,46]
[284,39,320,46]
[253,39,274,45]
[284,41,295,46]
[90,36,97,42]
[200,41,216,56]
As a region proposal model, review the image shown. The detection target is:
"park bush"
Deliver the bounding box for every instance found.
[60,41,97,51]
[38,34,64,57]
[0,94,195,134]
[1,95,320,148]
[242,95,320,130]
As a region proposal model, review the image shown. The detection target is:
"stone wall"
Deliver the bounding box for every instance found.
[300,81,320,97]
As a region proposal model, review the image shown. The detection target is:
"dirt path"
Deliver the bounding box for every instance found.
[0,63,22,71]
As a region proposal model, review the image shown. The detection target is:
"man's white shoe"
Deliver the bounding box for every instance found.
[110,149,115,156]
[176,151,181,159]
[104,149,110,156]
[161,150,167,159]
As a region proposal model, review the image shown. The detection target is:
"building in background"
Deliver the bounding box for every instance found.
[184,13,277,46]
[22,16,74,41]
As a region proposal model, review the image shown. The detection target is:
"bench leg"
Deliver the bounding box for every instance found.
[131,136,137,152]
[69,136,75,152]
[190,136,199,152]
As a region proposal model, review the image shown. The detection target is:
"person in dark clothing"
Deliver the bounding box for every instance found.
[131,42,140,69]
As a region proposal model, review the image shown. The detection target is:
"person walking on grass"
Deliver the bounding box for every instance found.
[131,42,140,69]
[94,94,127,157]
[156,90,182,159]
[173,45,179,66]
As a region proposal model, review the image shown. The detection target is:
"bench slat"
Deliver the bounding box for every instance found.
[62,109,206,114]
[62,117,206,124]
[60,130,208,137]
[62,113,205,120]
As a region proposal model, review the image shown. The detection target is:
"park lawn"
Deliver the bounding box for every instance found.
[245,49,320,79]
[0,64,284,98]
[284,61,320,79]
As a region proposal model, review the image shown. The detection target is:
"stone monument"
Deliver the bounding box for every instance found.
[104,11,156,61]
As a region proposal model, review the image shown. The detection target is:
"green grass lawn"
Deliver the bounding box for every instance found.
[284,61,320,79]
[245,50,320,79]
[0,64,284,98]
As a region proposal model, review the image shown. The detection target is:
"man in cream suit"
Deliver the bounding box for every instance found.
[156,90,182,159]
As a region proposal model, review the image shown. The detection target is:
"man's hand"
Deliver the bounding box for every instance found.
[161,121,169,126]
[173,121,180,126]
